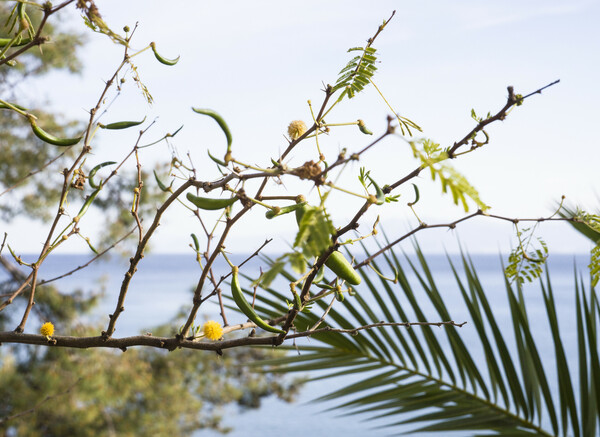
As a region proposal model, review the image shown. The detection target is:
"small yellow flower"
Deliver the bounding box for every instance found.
[40,322,54,337]
[287,120,307,140]
[202,320,223,341]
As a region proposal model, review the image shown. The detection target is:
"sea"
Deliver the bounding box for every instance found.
[2,252,593,436]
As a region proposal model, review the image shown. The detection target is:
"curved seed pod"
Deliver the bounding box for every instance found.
[186,192,237,210]
[207,149,227,167]
[150,42,180,65]
[231,266,285,334]
[28,117,82,147]
[266,202,307,219]
[408,183,420,206]
[190,233,200,251]
[76,188,101,220]
[357,119,373,135]
[89,161,116,188]
[192,108,233,151]
[325,251,362,285]
[367,175,385,205]
[99,116,146,130]
[154,170,173,192]
[0,37,33,47]
[83,236,99,255]
[315,282,335,290]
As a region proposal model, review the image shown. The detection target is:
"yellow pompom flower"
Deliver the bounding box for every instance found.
[287,120,307,140]
[40,322,54,337]
[202,320,223,341]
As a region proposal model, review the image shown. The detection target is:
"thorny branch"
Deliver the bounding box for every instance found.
[0,320,467,351]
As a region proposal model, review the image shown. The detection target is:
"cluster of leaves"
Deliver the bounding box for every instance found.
[333,46,378,99]
[505,226,549,285]
[410,139,488,212]
[293,205,335,259]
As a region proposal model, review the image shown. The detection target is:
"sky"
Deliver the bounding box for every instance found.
[4,0,600,256]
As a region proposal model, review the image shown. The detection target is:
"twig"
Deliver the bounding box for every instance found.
[37,227,136,286]
[103,180,194,339]
[386,80,560,193]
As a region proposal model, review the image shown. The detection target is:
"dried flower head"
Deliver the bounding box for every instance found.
[202,320,223,341]
[40,322,54,337]
[287,120,307,140]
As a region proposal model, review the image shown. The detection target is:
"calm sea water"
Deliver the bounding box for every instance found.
[3,252,592,436]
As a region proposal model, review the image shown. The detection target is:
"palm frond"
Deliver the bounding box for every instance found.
[250,242,599,436]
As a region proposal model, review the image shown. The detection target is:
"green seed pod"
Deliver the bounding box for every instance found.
[186,192,237,210]
[231,266,285,334]
[190,233,200,251]
[367,175,385,205]
[150,42,180,66]
[207,149,227,167]
[266,202,307,219]
[154,170,173,192]
[0,101,28,112]
[28,117,82,147]
[357,119,373,135]
[325,251,362,285]
[265,206,281,219]
[408,183,420,206]
[0,37,33,47]
[76,188,101,220]
[192,108,233,152]
[89,161,116,188]
[99,116,146,130]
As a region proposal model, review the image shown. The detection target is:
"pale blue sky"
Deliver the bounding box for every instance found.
[6,0,599,255]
